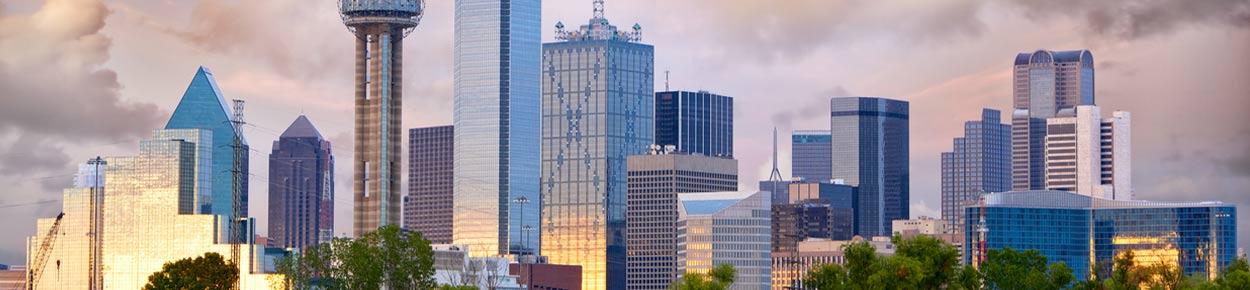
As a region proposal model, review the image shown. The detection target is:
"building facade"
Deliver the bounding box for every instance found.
[677,191,772,290]
[1044,105,1132,200]
[268,115,334,249]
[340,0,423,237]
[829,97,910,238]
[625,153,738,290]
[541,3,654,289]
[758,180,792,206]
[771,238,895,290]
[654,90,734,158]
[511,263,584,290]
[940,108,1011,234]
[1011,50,1095,192]
[406,125,455,244]
[164,66,246,219]
[431,244,525,290]
[791,130,833,183]
[452,0,542,257]
[965,191,1237,281]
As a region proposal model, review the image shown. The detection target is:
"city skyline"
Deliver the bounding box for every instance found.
[1,0,1248,266]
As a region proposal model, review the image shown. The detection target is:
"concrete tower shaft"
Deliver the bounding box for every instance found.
[340,0,423,237]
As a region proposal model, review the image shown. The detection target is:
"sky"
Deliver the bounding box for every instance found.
[0,0,1247,265]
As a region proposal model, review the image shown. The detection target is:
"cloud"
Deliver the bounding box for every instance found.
[0,135,71,177]
[769,86,852,129]
[1002,0,1250,40]
[0,0,163,143]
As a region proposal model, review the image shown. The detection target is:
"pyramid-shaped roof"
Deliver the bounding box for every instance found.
[281,115,324,139]
[165,66,247,144]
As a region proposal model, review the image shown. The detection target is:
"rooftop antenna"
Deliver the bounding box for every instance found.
[593,0,605,19]
[769,128,783,189]
[665,70,670,91]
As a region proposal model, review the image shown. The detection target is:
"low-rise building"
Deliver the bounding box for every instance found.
[677,191,771,290]
[770,237,895,290]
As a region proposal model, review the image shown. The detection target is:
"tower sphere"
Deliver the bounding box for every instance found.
[339,0,424,35]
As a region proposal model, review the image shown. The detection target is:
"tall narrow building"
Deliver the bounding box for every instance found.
[268,115,334,249]
[830,97,909,238]
[452,0,542,257]
[654,90,734,157]
[542,1,653,289]
[791,130,833,182]
[1044,105,1132,200]
[626,153,738,290]
[940,109,1011,234]
[406,125,454,244]
[165,66,245,218]
[340,0,424,237]
[1011,50,1094,192]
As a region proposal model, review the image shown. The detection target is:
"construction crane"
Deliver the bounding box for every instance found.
[26,213,65,290]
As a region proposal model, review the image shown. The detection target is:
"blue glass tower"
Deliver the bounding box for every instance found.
[542,2,652,289]
[966,191,1237,281]
[940,109,1010,234]
[165,66,248,220]
[452,0,542,258]
[654,90,733,158]
[830,97,909,238]
[791,130,832,182]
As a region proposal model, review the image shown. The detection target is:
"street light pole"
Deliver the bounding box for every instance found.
[512,197,531,290]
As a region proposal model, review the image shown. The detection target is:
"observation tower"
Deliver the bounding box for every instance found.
[340,0,424,237]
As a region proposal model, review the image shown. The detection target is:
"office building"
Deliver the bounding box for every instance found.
[452,0,542,257]
[27,130,279,290]
[541,2,653,289]
[893,217,961,248]
[940,108,1011,234]
[772,182,855,254]
[431,244,525,290]
[654,90,734,158]
[677,191,771,290]
[406,125,454,244]
[758,180,792,206]
[626,153,738,290]
[0,269,22,290]
[771,238,895,290]
[1044,105,1132,200]
[268,115,334,249]
[829,97,909,238]
[1011,50,1095,191]
[511,263,584,290]
[791,130,832,182]
[965,191,1237,281]
[164,66,246,219]
[340,0,423,237]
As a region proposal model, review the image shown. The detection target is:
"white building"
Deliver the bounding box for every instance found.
[1044,105,1132,200]
[432,244,523,290]
[677,191,771,290]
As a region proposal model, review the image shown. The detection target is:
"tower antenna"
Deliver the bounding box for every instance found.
[769,128,784,193]
[665,70,670,91]
[593,0,605,19]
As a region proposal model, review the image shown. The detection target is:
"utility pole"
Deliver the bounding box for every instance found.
[229,99,247,290]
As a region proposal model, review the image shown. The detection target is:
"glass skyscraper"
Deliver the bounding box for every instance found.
[654,91,734,158]
[268,115,334,249]
[830,97,909,238]
[676,191,772,290]
[791,130,833,182]
[940,108,1010,235]
[1011,50,1094,191]
[966,191,1237,281]
[165,66,248,221]
[452,0,542,258]
[542,3,653,289]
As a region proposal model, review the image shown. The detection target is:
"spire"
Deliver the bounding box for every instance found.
[280,115,325,139]
[769,128,783,182]
[593,0,604,19]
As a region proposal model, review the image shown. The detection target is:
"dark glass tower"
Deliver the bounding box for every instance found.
[654,91,733,158]
[940,109,1010,234]
[791,130,832,182]
[405,125,454,244]
[165,66,247,219]
[267,115,334,249]
[1010,50,1094,191]
[830,97,909,238]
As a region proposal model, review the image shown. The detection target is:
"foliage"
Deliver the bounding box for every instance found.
[439,285,480,290]
[800,235,964,289]
[979,247,1074,290]
[144,252,239,290]
[273,224,437,290]
[670,263,736,290]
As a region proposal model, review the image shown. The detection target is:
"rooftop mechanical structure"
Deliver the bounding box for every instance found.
[339,0,424,237]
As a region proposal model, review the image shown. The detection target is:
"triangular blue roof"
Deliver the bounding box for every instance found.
[281,115,324,139]
[681,199,738,215]
[165,66,246,144]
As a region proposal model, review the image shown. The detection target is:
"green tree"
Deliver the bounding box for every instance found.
[979,247,1074,290]
[1194,257,1250,290]
[144,252,239,290]
[274,225,437,290]
[670,263,736,290]
[803,263,851,290]
[954,265,982,290]
[439,285,480,290]
[893,234,961,289]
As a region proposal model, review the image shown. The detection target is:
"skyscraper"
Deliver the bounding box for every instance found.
[165,66,245,219]
[676,191,772,290]
[1044,105,1132,200]
[542,1,653,288]
[654,90,734,157]
[340,0,424,237]
[830,97,909,238]
[791,130,833,182]
[452,0,542,258]
[406,125,454,244]
[626,153,738,290]
[1011,50,1095,191]
[940,109,1011,234]
[268,115,334,249]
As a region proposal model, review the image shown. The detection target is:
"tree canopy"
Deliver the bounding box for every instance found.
[671,263,737,290]
[274,224,437,290]
[144,252,239,290]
